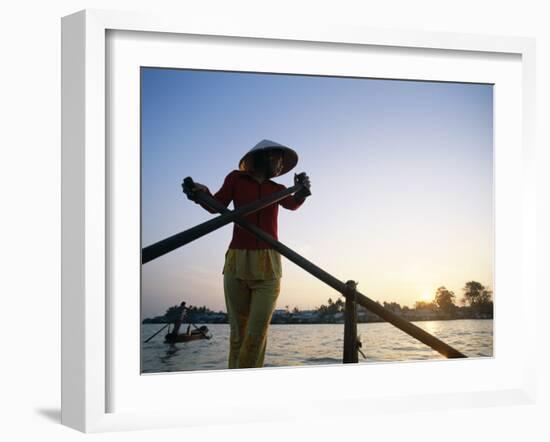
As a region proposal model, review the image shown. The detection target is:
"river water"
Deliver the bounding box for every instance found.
[141,319,493,373]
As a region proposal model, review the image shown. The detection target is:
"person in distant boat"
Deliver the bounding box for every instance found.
[188,139,311,369]
[167,301,189,339]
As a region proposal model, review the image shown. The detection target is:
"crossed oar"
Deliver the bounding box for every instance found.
[141,173,311,264]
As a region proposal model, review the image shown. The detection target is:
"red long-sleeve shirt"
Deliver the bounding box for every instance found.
[199,170,304,249]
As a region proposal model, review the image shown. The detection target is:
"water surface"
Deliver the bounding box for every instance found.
[141,319,493,373]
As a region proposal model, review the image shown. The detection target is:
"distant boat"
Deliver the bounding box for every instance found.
[164,325,211,343]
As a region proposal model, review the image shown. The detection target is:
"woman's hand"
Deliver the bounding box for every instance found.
[293,172,311,200]
[192,182,210,193]
[295,173,310,189]
[182,179,210,203]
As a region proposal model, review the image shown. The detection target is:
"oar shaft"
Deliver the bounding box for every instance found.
[143,323,169,343]
[192,190,466,359]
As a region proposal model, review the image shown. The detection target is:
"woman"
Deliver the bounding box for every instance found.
[191,139,311,369]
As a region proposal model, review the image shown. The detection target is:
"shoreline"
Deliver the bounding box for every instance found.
[142,317,493,325]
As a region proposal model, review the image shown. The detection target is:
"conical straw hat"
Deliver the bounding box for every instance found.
[238,139,298,177]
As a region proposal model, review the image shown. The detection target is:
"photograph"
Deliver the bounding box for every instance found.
[140,67,494,373]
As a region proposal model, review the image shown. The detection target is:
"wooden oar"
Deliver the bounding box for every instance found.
[143,323,169,343]
[190,188,466,359]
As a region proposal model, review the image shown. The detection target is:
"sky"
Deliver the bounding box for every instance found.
[140,67,493,320]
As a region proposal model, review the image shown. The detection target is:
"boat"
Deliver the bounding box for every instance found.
[164,325,211,343]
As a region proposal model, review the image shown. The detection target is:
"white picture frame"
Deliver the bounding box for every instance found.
[61,9,537,433]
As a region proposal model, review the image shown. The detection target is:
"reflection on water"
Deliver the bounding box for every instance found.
[141,319,493,373]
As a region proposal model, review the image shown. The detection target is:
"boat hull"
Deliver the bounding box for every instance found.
[164,330,209,343]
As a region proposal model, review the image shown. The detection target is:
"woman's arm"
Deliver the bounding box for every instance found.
[279,192,305,210]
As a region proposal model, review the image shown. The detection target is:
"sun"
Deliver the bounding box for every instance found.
[421,291,432,302]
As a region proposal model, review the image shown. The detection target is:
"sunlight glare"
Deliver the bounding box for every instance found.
[421,291,432,302]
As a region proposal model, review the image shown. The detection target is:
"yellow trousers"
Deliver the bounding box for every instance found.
[223,273,280,369]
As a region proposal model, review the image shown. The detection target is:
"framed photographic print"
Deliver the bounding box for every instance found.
[61,9,537,433]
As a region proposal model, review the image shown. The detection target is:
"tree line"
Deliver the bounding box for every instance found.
[413,281,493,317]
[142,280,493,324]
[310,280,493,320]
[142,304,226,324]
